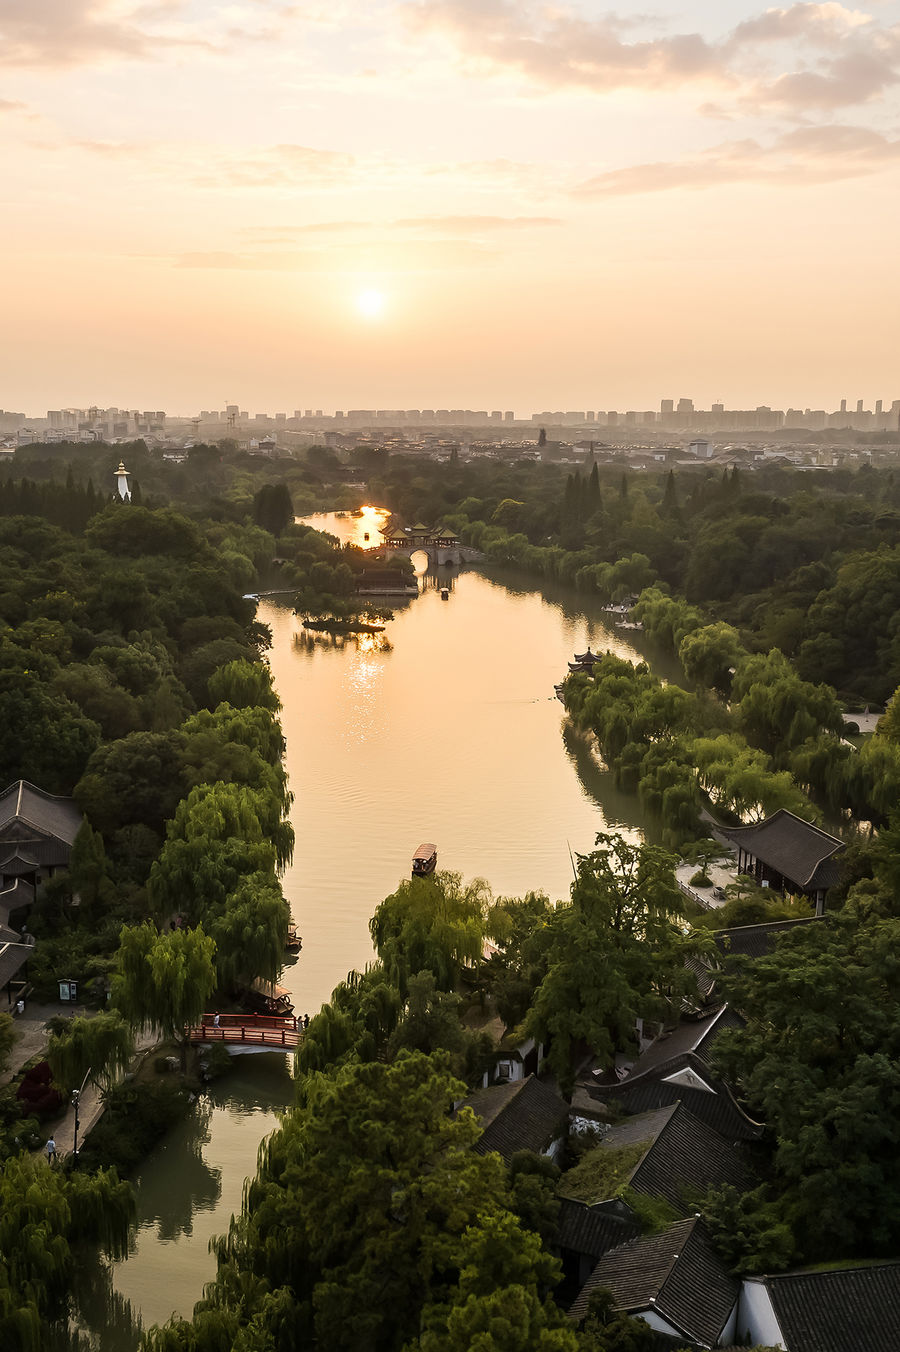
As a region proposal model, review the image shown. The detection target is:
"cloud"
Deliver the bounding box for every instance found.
[0,0,209,67]
[750,48,900,108]
[190,144,356,189]
[405,1,900,109]
[574,123,900,197]
[391,214,561,232]
[405,0,723,93]
[174,236,499,270]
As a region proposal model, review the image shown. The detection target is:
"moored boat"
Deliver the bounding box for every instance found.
[247,978,295,1016]
[286,922,302,952]
[412,843,437,877]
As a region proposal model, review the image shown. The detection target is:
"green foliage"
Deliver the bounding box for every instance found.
[574,1288,659,1351]
[252,482,294,536]
[46,1011,134,1093]
[113,922,217,1047]
[371,871,492,996]
[713,913,900,1259]
[156,1051,568,1352]
[207,658,280,712]
[558,1140,648,1204]
[76,1079,192,1176]
[678,621,745,695]
[526,835,706,1089]
[0,1015,13,1076]
[701,1183,796,1274]
[0,1154,134,1351]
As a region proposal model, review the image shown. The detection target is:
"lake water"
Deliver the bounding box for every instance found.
[94,509,675,1346]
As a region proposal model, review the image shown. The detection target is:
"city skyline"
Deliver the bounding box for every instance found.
[3,2,900,409]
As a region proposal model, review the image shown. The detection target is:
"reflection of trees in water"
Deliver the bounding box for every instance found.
[49,1250,143,1352]
[293,628,393,655]
[561,723,660,846]
[133,1100,222,1244]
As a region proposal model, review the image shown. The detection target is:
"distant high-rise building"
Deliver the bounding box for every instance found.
[660,399,674,415]
[677,398,693,413]
[840,399,847,414]
[876,400,883,414]
[504,411,514,422]
[711,403,724,415]
[857,399,864,414]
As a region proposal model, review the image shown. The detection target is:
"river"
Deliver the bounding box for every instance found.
[91,507,675,1347]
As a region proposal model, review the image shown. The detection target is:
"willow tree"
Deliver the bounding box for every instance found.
[47,1012,134,1093]
[370,870,493,996]
[0,1154,134,1350]
[113,922,216,1059]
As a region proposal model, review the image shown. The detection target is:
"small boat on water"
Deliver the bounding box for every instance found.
[412,843,437,877]
[286,922,302,953]
[247,978,294,1016]
[440,588,449,600]
[364,532,370,540]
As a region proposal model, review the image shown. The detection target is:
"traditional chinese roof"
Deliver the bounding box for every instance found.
[0,781,82,854]
[597,1075,764,1142]
[0,879,35,925]
[755,1263,900,1352]
[714,915,824,961]
[570,1101,754,1214]
[569,1218,740,1347]
[619,1006,743,1086]
[463,1075,569,1163]
[718,809,844,891]
[556,1198,639,1263]
[0,939,32,993]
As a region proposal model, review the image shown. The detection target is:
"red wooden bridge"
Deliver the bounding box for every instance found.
[185,1012,302,1051]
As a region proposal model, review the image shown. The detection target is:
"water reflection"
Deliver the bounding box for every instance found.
[131,1100,222,1245]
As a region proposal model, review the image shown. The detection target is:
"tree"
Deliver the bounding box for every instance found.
[207,658,280,712]
[154,1051,567,1352]
[526,835,706,1088]
[0,1155,134,1351]
[371,871,493,996]
[113,923,216,1060]
[68,819,116,916]
[713,913,900,1259]
[46,1011,134,1093]
[678,622,744,695]
[0,1013,13,1076]
[574,1289,659,1351]
[252,482,294,536]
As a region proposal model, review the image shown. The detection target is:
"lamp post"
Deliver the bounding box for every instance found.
[71,1066,91,1168]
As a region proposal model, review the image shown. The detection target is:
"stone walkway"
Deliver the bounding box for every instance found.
[2,1000,160,1162]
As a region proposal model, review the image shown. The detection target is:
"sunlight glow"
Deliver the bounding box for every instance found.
[356,289,386,319]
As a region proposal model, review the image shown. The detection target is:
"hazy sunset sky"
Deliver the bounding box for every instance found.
[3,1,900,414]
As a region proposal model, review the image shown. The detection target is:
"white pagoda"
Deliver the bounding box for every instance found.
[114,461,131,502]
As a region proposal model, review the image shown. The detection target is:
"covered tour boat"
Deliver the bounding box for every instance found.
[247,978,295,1017]
[285,922,302,953]
[412,843,437,877]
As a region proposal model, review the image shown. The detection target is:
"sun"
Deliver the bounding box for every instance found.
[356,288,385,319]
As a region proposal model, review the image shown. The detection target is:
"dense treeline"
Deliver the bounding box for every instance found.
[0,474,303,1348]
[365,451,900,700]
[142,836,704,1352]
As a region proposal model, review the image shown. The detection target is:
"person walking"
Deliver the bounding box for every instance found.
[213,1011,220,1029]
[45,1137,57,1165]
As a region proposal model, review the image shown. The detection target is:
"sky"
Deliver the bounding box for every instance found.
[3,0,900,415]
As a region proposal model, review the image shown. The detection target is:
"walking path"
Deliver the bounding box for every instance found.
[2,1000,159,1161]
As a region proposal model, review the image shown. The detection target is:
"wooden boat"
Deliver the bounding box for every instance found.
[248,978,294,1016]
[440,588,449,600]
[412,843,437,877]
[285,922,302,953]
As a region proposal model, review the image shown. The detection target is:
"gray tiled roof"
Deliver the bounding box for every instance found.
[620,1006,743,1085]
[714,916,823,961]
[762,1264,900,1352]
[0,780,82,850]
[556,1198,639,1262]
[569,1218,739,1347]
[0,940,32,993]
[577,1102,754,1214]
[465,1076,569,1163]
[597,1076,764,1142]
[718,809,844,890]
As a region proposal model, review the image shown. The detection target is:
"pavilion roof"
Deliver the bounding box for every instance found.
[718,809,844,891]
